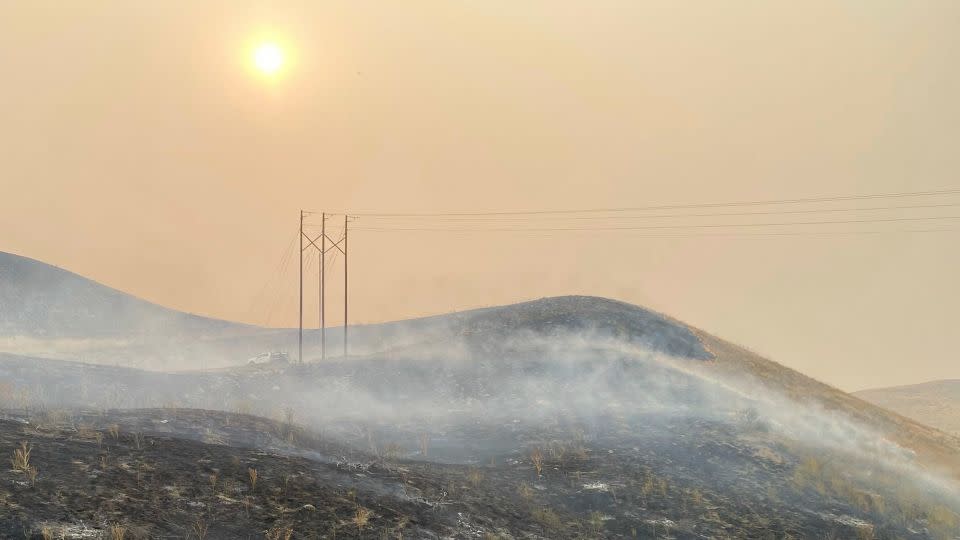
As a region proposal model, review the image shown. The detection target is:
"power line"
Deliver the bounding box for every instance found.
[344,188,960,217]
[353,214,960,233]
[356,202,960,223]
[260,227,299,327]
[353,228,959,238]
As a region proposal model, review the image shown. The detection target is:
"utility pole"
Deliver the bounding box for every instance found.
[320,212,326,361]
[344,214,349,357]
[296,210,347,362]
[298,210,304,364]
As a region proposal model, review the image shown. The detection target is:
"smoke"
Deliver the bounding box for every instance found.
[2,320,958,517]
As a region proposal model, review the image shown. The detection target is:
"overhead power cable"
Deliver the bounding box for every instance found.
[353,214,960,232]
[356,202,960,223]
[359,228,958,238]
[346,188,960,218]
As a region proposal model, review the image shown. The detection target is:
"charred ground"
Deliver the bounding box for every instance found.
[3,406,955,539]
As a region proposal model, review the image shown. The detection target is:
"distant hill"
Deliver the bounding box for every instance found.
[855,380,960,435]
[0,250,711,369]
[0,251,248,338]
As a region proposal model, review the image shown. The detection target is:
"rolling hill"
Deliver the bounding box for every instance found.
[0,251,248,339]
[856,380,960,436]
[1,250,960,538]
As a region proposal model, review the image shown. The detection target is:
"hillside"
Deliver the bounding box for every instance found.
[0,251,250,339]
[2,253,960,537]
[856,380,960,436]
[0,252,711,371]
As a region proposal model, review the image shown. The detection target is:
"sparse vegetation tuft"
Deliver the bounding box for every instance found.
[248,467,258,491]
[11,440,31,471]
[192,518,210,540]
[109,523,127,540]
[354,506,371,532]
[531,507,562,531]
[517,482,534,501]
[530,447,544,476]
[467,468,484,488]
[265,526,293,540]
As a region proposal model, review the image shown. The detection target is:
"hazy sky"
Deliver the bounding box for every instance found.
[1,2,958,391]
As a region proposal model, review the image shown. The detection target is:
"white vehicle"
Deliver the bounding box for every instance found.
[247,351,290,365]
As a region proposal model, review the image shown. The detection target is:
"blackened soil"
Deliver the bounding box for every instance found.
[0,409,945,539]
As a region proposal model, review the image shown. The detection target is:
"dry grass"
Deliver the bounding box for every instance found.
[381,442,404,461]
[265,526,293,540]
[354,506,371,532]
[928,505,960,539]
[852,523,875,540]
[530,448,544,476]
[248,467,258,491]
[466,469,484,489]
[191,518,210,540]
[109,523,127,540]
[11,441,38,484]
[587,511,604,536]
[531,507,562,531]
[517,482,534,501]
[11,440,31,471]
[26,463,38,485]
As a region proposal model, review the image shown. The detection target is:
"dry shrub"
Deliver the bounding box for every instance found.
[248,467,258,491]
[467,469,484,488]
[109,523,127,540]
[11,440,38,483]
[77,424,96,440]
[548,442,567,462]
[26,464,38,485]
[265,526,293,540]
[530,448,544,476]
[354,506,371,532]
[517,482,534,501]
[11,441,31,471]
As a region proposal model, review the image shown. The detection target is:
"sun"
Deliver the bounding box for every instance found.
[253,42,284,75]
